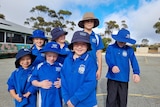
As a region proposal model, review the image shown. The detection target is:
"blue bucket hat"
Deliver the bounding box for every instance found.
[15,48,36,68]
[51,27,68,41]
[29,29,48,41]
[112,29,136,44]
[68,31,91,51]
[40,42,61,54]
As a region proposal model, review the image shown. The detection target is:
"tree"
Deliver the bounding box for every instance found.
[24,5,76,33]
[153,18,160,34]
[104,20,119,36]
[0,13,5,19]
[121,20,128,29]
[141,39,149,45]
[102,37,112,52]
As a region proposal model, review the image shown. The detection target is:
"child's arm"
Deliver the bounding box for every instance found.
[32,80,52,89]
[96,50,102,80]
[9,89,22,102]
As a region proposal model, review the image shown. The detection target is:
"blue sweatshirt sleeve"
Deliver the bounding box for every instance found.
[61,63,70,104]
[70,59,97,106]
[97,34,104,50]
[105,45,115,69]
[129,48,140,75]
[7,71,16,91]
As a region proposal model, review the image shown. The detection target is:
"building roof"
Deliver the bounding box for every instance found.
[0,18,33,34]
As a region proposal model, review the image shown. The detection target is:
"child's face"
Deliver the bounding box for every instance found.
[117,41,126,48]
[45,52,58,64]
[73,42,88,56]
[56,35,66,44]
[19,55,32,69]
[84,20,94,30]
[33,38,45,47]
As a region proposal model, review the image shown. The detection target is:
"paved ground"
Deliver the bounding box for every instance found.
[0,54,160,107]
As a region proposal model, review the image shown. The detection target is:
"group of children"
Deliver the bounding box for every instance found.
[7,12,140,107]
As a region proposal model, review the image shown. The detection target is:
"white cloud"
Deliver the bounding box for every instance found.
[1,0,160,44]
[102,0,160,44]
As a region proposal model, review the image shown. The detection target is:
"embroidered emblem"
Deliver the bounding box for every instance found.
[51,44,58,49]
[92,38,97,44]
[80,32,87,36]
[126,34,130,38]
[78,64,85,74]
[122,50,127,57]
[56,67,61,72]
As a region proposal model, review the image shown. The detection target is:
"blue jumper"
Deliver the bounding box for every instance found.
[7,66,37,107]
[30,61,62,107]
[61,52,97,107]
[105,42,140,82]
[31,45,45,66]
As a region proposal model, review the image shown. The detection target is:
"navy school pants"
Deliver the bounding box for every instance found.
[106,79,128,107]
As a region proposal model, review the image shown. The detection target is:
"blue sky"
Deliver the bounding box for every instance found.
[0,0,160,44]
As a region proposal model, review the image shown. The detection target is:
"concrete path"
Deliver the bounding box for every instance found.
[0,54,160,107]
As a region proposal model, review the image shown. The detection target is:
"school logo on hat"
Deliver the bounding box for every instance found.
[78,64,85,74]
[40,42,61,54]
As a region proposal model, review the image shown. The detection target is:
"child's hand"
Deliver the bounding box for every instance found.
[133,74,140,83]
[23,92,31,98]
[112,66,120,73]
[53,78,61,88]
[96,69,101,80]
[40,80,52,89]
[67,100,74,107]
[15,94,22,102]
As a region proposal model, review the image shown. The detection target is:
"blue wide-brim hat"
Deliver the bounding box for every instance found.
[29,29,48,41]
[15,48,36,68]
[51,27,68,41]
[40,42,61,54]
[112,29,136,44]
[68,31,91,51]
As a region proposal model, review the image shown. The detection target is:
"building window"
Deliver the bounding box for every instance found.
[26,35,33,44]
[0,31,4,42]
[6,32,13,43]
[6,33,25,43]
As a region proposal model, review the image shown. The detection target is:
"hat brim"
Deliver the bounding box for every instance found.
[15,54,36,68]
[40,49,61,54]
[78,19,99,28]
[68,43,92,51]
[29,36,48,41]
[52,31,68,40]
[112,35,136,44]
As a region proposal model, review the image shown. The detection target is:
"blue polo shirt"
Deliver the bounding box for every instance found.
[7,66,37,107]
[61,52,97,107]
[89,31,104,60]
[31,45,45,66]
[30,61,62,107]
[105,42,140,82]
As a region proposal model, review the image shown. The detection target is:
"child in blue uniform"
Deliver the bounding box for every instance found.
[30,42,62,107]
[61,31,97,107]
[29,29,48,107]
[29,29,48,66]
[51,27,70,64]
[7,48,37,107]
[105,29,141,107]
[78,12,104,80]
